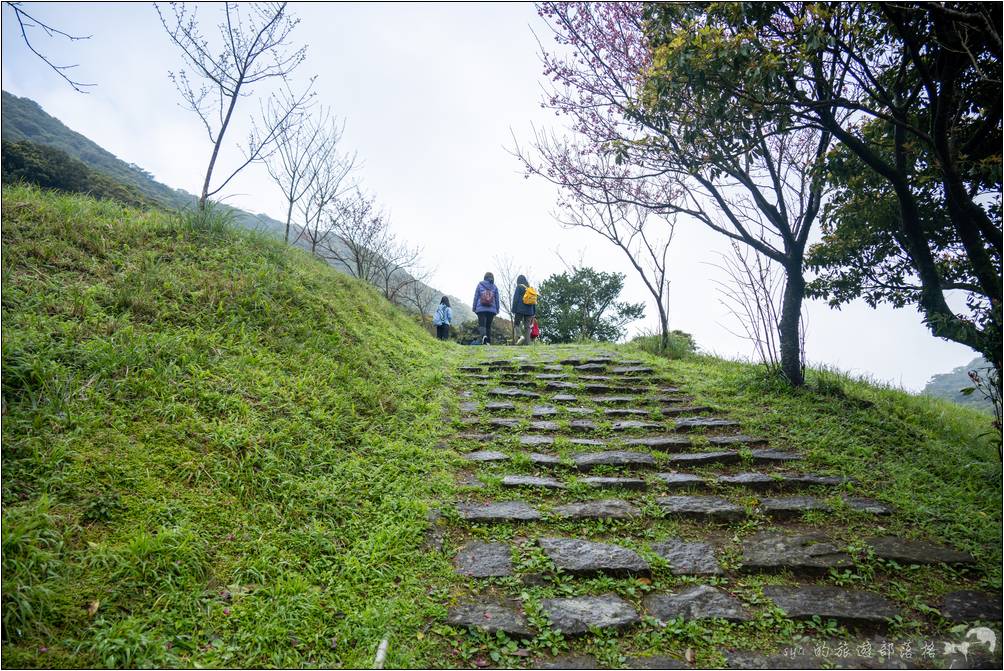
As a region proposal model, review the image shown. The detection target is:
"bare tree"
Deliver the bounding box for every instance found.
[156,2,313,209]
[400,280,440,325]
[492,254,524,342]
[265,103,335,243]
[4,2,94,92]
[296,126,355,254]
[551,170,675,351]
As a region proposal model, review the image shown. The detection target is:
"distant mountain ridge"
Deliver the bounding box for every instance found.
[922,356,995,413]
[1,90,473,321]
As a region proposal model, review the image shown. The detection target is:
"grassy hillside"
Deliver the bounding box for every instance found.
[1,184,459,667]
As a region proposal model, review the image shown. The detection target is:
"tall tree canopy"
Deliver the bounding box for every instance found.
[536,267,645,343]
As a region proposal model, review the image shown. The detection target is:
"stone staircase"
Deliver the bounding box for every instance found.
[434,348,1001,669]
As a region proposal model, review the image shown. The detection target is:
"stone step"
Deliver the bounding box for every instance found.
[604,407,652,417]
[464,450,510,463]
[531,405,559,416]
[762,585,901,627]
[674,417,741,431]
[573,451,658,470]
[661,405,714,416]
[541,595,640,635]
[574,363,609,371]
[454,541,513,577]
[485,401,516,412]
[657,495,748,522]
[865,536,975,565]
[519,435,554,447]
[937,589,1003,622]
[490,387,540,398]
[569,419,599,432]
[611,420,664,431]
[651,539,722,575]
[456,501,541,522]
[610,366,655,374]
[580,476,647,491]
[539,537,650,576]
[761,496,892,519]
[553,498,640,519]
[551,393,578,403]
[717,473,852,491]
[666,451,742,466]
[592,395,642,404]
[502,475,565,490]
[623,436,693,450]
[644,585,750,622]
[740,532,853,573]
[446,600,533,636]
[750,449,802,464]
[654,472,707,489]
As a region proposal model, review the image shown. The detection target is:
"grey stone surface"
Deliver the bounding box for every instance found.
[579,374,614,381]
[593,396,639,404]
[605,408,651,417]
[502,475,565,490]
[553,498,640,519]
[740,532,852,573]
[459,417,480,425]
[723,649,918,670]
[573,451,657,470]
[937,590,1003,622]
[446,601,533,636]
[488,417,521,428]
[574,363,609,371]
[845,497,893,515]
[760,496,832,519]
[659,386,682,393]
[644,585,750,621]
[454,541,513,577]
[566,406,597,415]
[626,655,688,669]
[456,432,497,441]
[654,472,707,489]
[485,401,516,411]
[552,394,578,403]
[580,476,647,491]
[569,419,599,432]
[536,373,568,380]
[547,381,579,390]
[568,437,606,446]
[708,434,768,447]
[865,536,975,565]
[520,435,554,447]
[666,451,741,466]
[661,405,714,416]
[657,496,747,522]
[653,395,687,403]
[612,420,663,431]
[465,450,510,463]
[651,539,722,575]
[529,420,560,431]
[611,366,654,374]
[539,537,650,576]
[750,449,803,463]
[532,405,559,416]
[585,384,623,393]
[530,452,562,466]
[490,387,540,398]
[674,417,740,431]
[456,501,541,522]
[534,655,602,670]
[541,594,640,634]
[624,436,693,451]
[763,585,900,625]
[460,401,478,413]
[717,473,850,491]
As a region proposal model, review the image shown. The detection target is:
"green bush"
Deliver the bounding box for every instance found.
[631,329,697,359]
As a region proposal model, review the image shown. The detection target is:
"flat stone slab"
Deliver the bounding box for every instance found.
[541,594,640,634]
[569,419,599,432]
[573,451,657,470]
[760,496,832,519]
[580,476,647,491]
[490,387,540,398]
[456,432,497,442]
[454,541,513,577]
[460,401,478,413]
[502,475,565,490]
[456,501,541,522]
[529,420,560,431]
[532,405,559,416]
[574,363,609,371]
[763,585,900,626]
[465,450,510,463]
[546,381,579,390]
[553,498,640,519]
[624,436,693,451]
[666,451,741,466]
[530,452,562,466]
[674,417,740,431]
[534,655,602,670]
[717,473,850,491]
[488,417,521,428]
[593,396,639,404]
[661,406,715,417]
[536,374,569,380]
[865,536,975,565]
[611,366,654,374]
[750,449,803,464]
[657,496,747,522]
[552,394,578,402]
[845,497,892,515]
[708,434,768,446]
[626,655,689,669]
[560,357,612,365]
[654,472,707,489]
[568,437,605,446]
[539,538,650,576]
[644,585,750,621]
[653,395,688,403]
[605,408,651,417]
[612,420,663,431]
[651,540,722,575]
[566,406,596,415]
[519,435,554,446]
[579,374,614,381]
[937,589,1003,622]
[740,532,852,573]
[446,601,533,636]
[485,401,516,411]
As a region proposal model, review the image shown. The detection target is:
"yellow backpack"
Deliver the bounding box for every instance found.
[522,285,539,305]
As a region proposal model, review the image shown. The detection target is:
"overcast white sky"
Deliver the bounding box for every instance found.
[1,2,980,390]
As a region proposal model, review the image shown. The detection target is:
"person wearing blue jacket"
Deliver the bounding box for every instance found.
[512,274,535,345]
[432,296,452,341]
[472,272,500,345]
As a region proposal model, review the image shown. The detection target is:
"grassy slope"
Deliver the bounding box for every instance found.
[1,185,460,667]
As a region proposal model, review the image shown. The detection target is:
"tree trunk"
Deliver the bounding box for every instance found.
[284,199,294,243]
[778,266,806,386]
[658,303,669,352]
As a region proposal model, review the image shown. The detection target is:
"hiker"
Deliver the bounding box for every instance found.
[512,274,538,345]
[472,272,500,345]
[432,296,452,341]
[530,316,540,344]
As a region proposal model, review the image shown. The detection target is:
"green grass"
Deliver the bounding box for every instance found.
[1,185,461,667]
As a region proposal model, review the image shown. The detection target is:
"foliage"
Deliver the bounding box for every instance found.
[454,317,513,346]
[630,330,696,360]
[1,139,157,209]
[1,184,456,667]
[922,358,995,413]
[535,267,644,343]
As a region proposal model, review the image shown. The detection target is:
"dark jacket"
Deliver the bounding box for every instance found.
[513,284,535,316]
[472,279,500,314]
